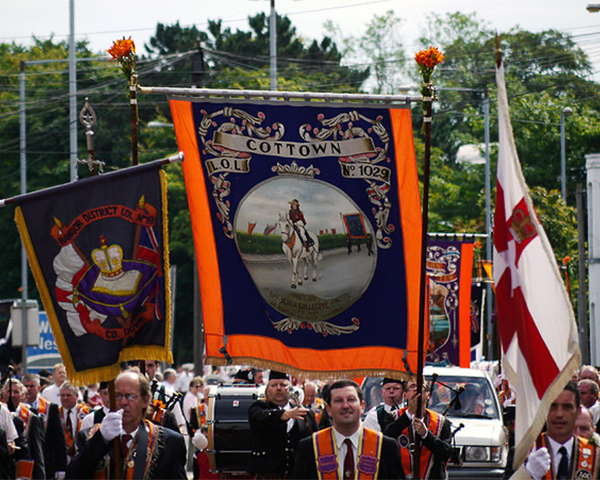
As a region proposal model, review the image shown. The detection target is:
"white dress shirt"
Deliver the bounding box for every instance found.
[332,427,361,478]
[547,436,574,478]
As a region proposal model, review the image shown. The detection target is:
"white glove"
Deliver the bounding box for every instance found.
[192,430,208,451]
[525,447,550,480]
[99,410,123,442]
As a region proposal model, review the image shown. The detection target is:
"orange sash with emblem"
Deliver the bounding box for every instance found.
[17,403,31,428]
[60,404,89,447]
[538,433,599,480]
[313,427,382,479]
[396,408,443,479]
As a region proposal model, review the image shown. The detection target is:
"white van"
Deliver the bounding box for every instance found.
[362,366,509,479]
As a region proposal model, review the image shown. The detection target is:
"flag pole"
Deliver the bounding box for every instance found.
[413,47,444,480]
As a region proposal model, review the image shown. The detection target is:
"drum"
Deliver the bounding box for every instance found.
[206,384,265,473]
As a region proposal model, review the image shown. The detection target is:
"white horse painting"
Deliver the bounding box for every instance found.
[277,212,320,289]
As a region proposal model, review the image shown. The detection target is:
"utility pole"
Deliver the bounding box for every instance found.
[269,0,277,91]
[69,0,78,182]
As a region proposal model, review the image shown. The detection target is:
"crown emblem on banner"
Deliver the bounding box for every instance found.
[92,236,124,277]
[272,161,319,178]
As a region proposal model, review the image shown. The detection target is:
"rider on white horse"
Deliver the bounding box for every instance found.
[288,199,314,253]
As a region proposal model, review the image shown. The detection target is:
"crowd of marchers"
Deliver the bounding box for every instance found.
[0,361,600,479]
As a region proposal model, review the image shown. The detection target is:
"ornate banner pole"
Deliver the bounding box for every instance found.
[414,46,444,480]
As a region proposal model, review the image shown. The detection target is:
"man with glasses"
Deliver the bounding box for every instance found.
[67,369,187,479]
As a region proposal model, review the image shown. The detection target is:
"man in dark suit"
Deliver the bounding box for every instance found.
[66,369,187,479]
[383,379,452,479]
[247,370,314,478]
[293,379,405,479]
[3,379,46,479]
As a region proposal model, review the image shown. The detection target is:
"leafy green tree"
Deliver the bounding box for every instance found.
[326,10,405,94]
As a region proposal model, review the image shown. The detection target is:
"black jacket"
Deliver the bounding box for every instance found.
[292,428,405,479]
[66,420,187,479]
[383,409,453,480]
[247,400,314,477]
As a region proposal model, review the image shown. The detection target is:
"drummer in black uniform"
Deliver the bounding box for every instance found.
[247,371,314,478]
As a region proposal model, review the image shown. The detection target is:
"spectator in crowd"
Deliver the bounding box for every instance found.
[80,382,110,432]
[363,378,405,432]
[174,364,194,393]
[578,379,600,426]
[41,363,68,404]
[22,374,49,418]
[2,379,45,479]
[59,382,90,462]
[302,381,326,425]
[293,379,405,479]
[183,376,204,423]
[145,360,160,381]
[83,383,102,409]
[233,368,255,384]
[574,406,600,444]
[579,365,600,384]
[160,368,178,398]
[253,368,265,386]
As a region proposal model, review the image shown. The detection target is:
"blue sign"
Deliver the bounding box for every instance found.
[27,312,61,373]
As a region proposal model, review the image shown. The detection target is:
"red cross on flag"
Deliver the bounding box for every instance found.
[494,62,580,469]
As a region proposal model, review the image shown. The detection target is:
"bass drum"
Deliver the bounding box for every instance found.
[206,384,265,473]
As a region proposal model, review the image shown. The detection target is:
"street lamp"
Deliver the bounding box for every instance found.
[560,106,572,201]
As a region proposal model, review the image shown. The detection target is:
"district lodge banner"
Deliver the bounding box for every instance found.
[14,162,173,385]
[171,99,422,378]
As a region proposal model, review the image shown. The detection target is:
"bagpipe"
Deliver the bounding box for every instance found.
[146,378,184,428]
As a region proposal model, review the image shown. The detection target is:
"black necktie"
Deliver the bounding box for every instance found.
[557,446,569,479]
[66,409,73,436]
[343,438,354,479]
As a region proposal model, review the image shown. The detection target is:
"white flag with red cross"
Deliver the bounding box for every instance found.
[493,62,580,468]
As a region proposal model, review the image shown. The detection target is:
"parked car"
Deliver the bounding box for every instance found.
[362,366,509,479]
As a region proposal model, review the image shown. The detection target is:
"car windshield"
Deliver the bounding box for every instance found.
[427,375,499,420]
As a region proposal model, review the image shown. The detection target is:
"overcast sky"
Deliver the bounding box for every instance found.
[2,0,600,78]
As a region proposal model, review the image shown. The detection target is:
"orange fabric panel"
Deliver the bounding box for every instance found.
[389,109,423,366]
[170,99,223,345]
[459,242,475,367]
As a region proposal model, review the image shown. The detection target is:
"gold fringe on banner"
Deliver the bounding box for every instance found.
[206,356,413,383]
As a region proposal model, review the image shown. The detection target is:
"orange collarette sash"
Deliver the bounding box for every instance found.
[538,433,599,480]
[313,427,382,479]
[87,419,160,480]
[17,403,31,428]
[37,396,49,416]
[60,405,89,447]
[123,420,159,480]
[396,408,443,479]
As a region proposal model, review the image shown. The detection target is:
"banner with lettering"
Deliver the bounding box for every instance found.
[14,162,172,384]
[425,237,474,368]
[171,99,422,378]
